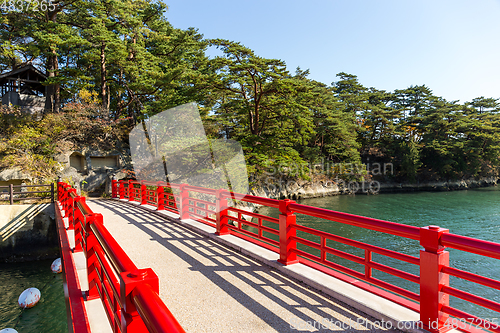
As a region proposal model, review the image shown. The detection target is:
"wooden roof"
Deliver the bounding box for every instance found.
[0,64,47,94]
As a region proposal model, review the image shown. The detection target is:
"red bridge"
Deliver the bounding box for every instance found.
[55,179,500,333]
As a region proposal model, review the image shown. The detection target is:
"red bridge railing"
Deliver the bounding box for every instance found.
[113,179,500,333]
[58,181,185,333]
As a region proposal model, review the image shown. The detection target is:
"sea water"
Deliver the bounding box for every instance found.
[0,259,67,332]
[258,187,500,320]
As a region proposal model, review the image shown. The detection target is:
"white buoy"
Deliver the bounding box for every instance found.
[51,258,62,273]
[0,329,19,333]
[18,287,41,309]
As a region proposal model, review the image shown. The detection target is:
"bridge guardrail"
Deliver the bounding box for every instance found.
[113,178,500,333]
[58,181,186,333]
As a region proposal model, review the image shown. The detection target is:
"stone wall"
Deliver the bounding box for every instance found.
[55,145,132,196]
[0,203,58,262]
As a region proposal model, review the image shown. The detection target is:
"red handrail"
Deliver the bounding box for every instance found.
[442,266,500,290]
[111,179,500,333]
[75,198,93,216]
[184,184,217,195]
[132,284,186,333]
[90,221,138,273]
[288,202,421,240]
[441,233,500,260]
[221,189,280,208]
[58,181,185,333]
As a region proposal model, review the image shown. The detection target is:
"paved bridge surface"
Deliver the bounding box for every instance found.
[85,199,399,333]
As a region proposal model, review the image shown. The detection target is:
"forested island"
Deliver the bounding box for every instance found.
[1,0,499,191]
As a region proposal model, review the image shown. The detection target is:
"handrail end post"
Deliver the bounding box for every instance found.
[419,225,451,333]
[120,268,159,332]
[278,199,299,266]
[56,177,62,202]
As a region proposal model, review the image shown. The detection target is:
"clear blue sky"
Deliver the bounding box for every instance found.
[164,0,500,104]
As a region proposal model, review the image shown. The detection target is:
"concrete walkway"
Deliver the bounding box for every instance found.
[87,199,402,333]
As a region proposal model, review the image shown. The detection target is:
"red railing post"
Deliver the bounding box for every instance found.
[215,189,229,235]
[63,184,72,213]
[63,184,71,217]
[120,268,159,332]
[157,182,165,211]
[420,225,451,333]
[67,189,77,229]
[112,178,118,198]
[364,249,372,279]
[128,180,134,202]
[60,183,66,209]
[58,181,67,206]
[73,196,85,253]
[179,184,190,220]
[57,177,62,201]
[278,199,299,265]
[86,213,103,301]
[141,182,147,205]
[119,180,125,200]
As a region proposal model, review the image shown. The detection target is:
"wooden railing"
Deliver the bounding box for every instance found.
[0,183,54,204]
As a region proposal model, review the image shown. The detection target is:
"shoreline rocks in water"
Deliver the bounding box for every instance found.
[248,176,499,201]
[236,176,498,214]
[377,177,499,193]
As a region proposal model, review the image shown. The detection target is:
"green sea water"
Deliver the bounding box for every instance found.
[0,259,67,332]
[258,186,500,321]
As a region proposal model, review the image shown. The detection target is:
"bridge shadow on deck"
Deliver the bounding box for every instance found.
[91,200,399,333]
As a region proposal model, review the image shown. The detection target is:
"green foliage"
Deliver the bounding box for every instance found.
[0,103,128,180]
[399,140,421,183]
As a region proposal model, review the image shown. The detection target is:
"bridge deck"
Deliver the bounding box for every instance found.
[85,199,400,332]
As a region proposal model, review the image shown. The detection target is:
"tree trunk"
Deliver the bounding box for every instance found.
[44,53,55,113]
[45,11,60,113]
[53,49,60,113]
[250,104,258,135]
[100,41,108,112]
[107,85,111,113]
[128,34,136,60]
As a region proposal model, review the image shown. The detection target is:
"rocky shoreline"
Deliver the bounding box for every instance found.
[249,176,499,201]
[377,177,499,193]
[234,176,499,216]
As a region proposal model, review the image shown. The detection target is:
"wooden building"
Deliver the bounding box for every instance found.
[0,64,47,114]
